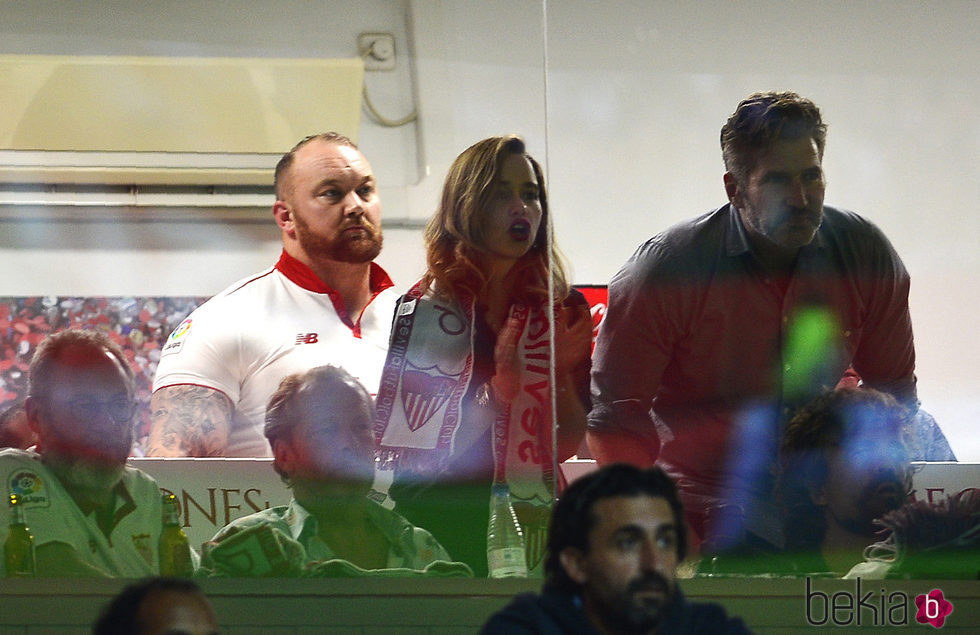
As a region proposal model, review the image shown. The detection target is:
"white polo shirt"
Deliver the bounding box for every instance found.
[153,251,398,457]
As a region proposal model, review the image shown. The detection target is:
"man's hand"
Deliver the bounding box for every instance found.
[146,385,233,457]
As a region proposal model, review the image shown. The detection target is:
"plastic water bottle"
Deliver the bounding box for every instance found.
[486,483,528,578]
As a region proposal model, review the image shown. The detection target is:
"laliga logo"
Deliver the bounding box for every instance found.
[170,318,192,340]
[10,471,42,496]
[915,589,953,629]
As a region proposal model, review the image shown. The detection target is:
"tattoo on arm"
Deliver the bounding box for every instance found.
[146,385,233,457]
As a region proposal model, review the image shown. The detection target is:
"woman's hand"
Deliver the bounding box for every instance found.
[490,300,591,408]
[490,314,524,404]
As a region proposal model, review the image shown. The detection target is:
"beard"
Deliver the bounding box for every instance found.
[594,571,676,634]
[741,199,823,252]
[45,426,133,468]
[43,440,128,497]
[295,215,383,264]
[63,458,125,492]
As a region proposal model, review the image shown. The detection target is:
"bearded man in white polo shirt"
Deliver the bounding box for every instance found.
[148,133,398,457]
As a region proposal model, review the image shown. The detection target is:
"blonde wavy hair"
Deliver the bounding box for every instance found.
[420,135,568,305]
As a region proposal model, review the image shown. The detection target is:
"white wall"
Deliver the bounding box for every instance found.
[0,1,975,458]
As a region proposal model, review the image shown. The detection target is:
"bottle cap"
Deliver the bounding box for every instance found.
[490,483,510,496]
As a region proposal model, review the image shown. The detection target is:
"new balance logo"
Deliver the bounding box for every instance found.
[295,333,319,345]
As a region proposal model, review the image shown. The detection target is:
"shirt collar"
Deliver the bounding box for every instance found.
[284,497,317,543]
[285,497,411,559]
[274,250,394,295]
[70,478,136,539]
[70,479,130,516]
[724,203,753,257]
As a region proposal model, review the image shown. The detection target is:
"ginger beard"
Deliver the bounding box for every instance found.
[293,210,383,264]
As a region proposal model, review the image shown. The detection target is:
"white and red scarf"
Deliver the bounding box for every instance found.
[374,282,560,573]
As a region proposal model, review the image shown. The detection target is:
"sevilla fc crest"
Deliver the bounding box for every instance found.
[400,365,458,431]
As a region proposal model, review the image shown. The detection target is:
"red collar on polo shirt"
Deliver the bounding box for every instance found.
[274,250,394,335]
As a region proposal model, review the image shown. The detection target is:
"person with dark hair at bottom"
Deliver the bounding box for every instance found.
[482,464,751,634]
[93,577,219,635]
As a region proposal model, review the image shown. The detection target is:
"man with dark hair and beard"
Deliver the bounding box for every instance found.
[774,387,913,575]
[0,329,165,577]
[149,133,397,457]
[482,464,750,634]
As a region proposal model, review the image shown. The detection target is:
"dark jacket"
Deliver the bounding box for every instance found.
[481,586,752,634]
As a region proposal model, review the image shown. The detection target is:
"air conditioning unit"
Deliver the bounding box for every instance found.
[0,54,364,208]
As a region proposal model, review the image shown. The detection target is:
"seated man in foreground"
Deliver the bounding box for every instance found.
[704,387,915,576]
[482,464,749,634]
[0,329,164,577]
[201,365,466,577]
[776,387,913,575]
[701,387,915,576]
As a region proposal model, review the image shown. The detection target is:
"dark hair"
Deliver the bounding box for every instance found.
[28,329,134,400]
[545,464,687,593]
[420,134,569,305]
[720,91,827,185]
[92,577,207,634]
[879,489,980,578]
[274,132,358,199]
[264,364,374,483]
[0,399,30,449]
[777,387,913,551]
